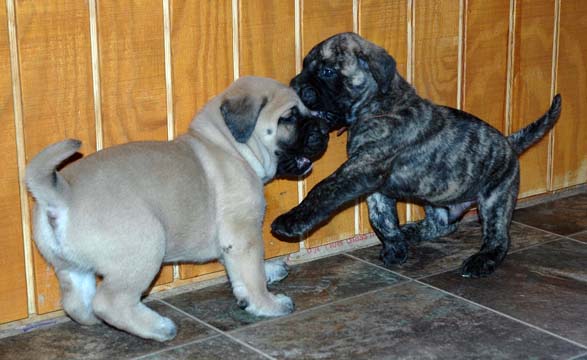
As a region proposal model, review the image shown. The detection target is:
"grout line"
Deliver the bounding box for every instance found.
[130,334,222,360]
[229,281,411,335]
[566,229,587,238]
[456,0,465,110]
[343,253,413,282]
[6,0,36,315]
[231,0,239,80]
[88,0,103,151]
[415,279,587,350]
[157,300,276,359]
[504,0,516,136]
[511,220,579,241]
[547,0,561,191]
[567,351,587,360]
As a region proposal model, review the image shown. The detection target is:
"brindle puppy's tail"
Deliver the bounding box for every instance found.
[507,94,561,155]
[26,139,81,208]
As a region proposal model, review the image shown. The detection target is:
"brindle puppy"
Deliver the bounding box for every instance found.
[271,33,561,278]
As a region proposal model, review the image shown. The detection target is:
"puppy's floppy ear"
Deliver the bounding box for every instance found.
[220,95,268,143]
[357,43,396,94]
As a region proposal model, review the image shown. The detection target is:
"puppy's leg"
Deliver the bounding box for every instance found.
[264,259,289,284]
[401,206,458,242]
[222,236,294,317]
[461,172,519,278]
[92,239,176,341]
[56,269,100,325]
[367,192,409,266]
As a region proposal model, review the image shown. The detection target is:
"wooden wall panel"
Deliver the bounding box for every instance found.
[510,0,554,197]
[171,0,233,133]
[301,0,355,247]
[553,0,587,189]
[0,2,28,323]
[170,0,233,279]
[412,0,461,220]
[240,0,300,258]
[97,0,173,285]
[462,0,510,132]
[358,0,409,233]
[17,0,96,314]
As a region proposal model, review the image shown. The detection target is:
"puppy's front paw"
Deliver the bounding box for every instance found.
[380,241,409,267]
[271,211,310,239]
[461,252,499,278]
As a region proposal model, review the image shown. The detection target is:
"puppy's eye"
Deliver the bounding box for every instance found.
[319,67,336,79]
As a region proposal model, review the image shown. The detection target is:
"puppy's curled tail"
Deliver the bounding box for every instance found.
[25,139,81,208]
[507,94,561,155]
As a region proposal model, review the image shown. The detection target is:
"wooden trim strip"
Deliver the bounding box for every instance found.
[457,0,466,110]
[88,0,103,151]
[161,0,178,280]
[405,0,415,222]
[232,0,239,80]
[162,0,174,142]
[6,0,35,315]
[353,0,359,34]
[353,0,360,234]
[547,0,561,191]
[504,0,516,136]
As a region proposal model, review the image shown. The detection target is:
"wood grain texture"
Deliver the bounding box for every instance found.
[553,0,587,189]
[510,0,554,197]
[16,0,97,314]
[358,0,409,232]
[412,0,460,220]
[0,1,28,323]
[97,0,172,286]
[170,0,233,279]
[302,0,356,247]
[170,0,233,133]
[462,0,510,132]
[240,0,300,258]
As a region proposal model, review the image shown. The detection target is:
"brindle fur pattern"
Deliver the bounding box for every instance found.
[273,33,562,277]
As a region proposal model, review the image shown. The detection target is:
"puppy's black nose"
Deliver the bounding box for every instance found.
[301,86,317,105]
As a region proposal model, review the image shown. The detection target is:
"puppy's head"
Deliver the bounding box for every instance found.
[290,32,396,130]
[220,77,329,179]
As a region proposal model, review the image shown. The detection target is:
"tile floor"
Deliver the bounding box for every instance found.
[0,192,586,359]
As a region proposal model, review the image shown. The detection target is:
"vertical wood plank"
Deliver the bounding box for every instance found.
[358,0,409,233]
[412,0,460,220]
[240,0,300,258]
[170,0,233,279]
[462,0,510,132]
[301,0,356,247]
[171,0,234,133]
[553,0,587,189]
[97,0,173,285]
[16,0,96,313]
[0,1,28,323]
[510,0,554,197]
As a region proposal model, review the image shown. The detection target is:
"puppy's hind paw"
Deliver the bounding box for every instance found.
[265,260,289,284]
